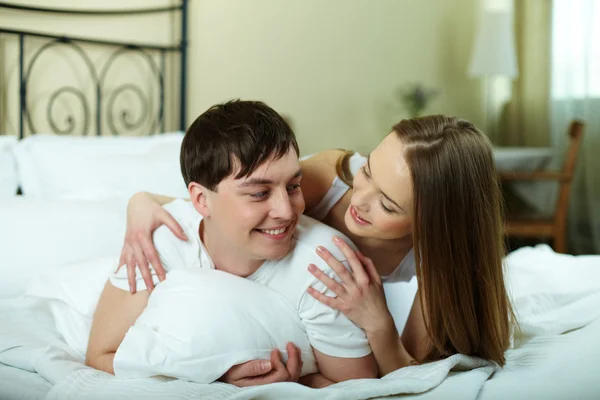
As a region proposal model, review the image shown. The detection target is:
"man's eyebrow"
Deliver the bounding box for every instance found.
[367,155,404,211]
[238,169,302,188]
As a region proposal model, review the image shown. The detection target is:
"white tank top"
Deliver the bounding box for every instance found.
[305,153,416,283]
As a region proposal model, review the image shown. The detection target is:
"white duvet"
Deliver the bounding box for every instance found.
[1,244,600,400]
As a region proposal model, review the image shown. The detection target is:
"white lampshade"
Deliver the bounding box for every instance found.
[468,10,518,78]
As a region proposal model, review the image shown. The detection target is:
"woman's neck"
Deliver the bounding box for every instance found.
[348,232,412,277]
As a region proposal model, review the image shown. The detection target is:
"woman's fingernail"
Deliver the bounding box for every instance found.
[316,246,325,254]
[308,264,316,272]
[333,235,341,243]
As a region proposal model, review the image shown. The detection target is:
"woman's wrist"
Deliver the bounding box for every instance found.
[363,311,396,335]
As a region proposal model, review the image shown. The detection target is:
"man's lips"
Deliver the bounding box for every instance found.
[254,222,294,240]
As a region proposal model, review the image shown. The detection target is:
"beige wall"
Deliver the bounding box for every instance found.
[1,0,484,155]
[189,0,483,155]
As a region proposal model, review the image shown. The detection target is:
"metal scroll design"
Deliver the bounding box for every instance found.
[24,39,96,135]
[21,38,165,136]
[99,47,164,136]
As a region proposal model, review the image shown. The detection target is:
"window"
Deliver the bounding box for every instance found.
[551,0,600,98]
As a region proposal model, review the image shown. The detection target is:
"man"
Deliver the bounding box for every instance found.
[85,100,377,387]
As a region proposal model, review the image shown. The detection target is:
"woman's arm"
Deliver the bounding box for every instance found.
[365,314,417,376]
[300,149,347,212]
[120,192,188,293]
[143,192,179,206]
[401,290,431,362]
[307,237,419,376]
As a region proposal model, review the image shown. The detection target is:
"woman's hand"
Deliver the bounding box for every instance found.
[119,192,187,293]
[220,343,303,387]
[307,236,393,334]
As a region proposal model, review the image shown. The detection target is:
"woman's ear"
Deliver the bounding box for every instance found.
[188,182,211,217]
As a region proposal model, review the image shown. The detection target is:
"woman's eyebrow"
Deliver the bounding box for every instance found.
[367,155,405,212]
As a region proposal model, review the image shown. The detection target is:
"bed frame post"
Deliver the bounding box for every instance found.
[18,34,25,139]
[179,0,188,132]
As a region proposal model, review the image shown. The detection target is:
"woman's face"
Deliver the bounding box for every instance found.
[345,133,413,240]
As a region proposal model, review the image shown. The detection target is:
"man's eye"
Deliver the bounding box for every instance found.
[287,184,301,192]
[249,191,269,199]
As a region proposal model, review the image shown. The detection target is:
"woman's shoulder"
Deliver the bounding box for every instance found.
[301,149,350,211]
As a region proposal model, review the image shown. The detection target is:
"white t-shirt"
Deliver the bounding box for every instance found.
[111,199,371,359]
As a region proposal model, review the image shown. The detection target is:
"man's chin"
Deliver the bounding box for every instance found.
[262,245,293,261]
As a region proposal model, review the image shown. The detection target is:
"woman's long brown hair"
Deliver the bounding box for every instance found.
[394,115,514,366]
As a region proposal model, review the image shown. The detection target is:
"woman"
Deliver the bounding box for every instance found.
[120,115,514,380]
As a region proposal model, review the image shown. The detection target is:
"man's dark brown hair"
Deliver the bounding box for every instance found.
[180,100,299,191]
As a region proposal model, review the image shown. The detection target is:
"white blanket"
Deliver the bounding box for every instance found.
[505,245,600,339]
[1,245,599,400]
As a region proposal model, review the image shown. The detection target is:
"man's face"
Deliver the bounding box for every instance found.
[203,147,305,263]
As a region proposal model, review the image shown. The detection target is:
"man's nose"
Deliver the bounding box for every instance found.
[269,189,294,220]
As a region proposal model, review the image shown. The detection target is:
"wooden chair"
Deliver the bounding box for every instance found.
[499,121,585,253]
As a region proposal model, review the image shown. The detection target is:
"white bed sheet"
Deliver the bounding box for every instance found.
[1,235,599,399]
[0,363,51,400]
[479,317,600,400]
[384,317,600,400]
[0,295,492,400]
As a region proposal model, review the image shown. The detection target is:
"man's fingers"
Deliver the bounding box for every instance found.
[285,342,303,382]
[226,360,272,381]
[268,349,289,380]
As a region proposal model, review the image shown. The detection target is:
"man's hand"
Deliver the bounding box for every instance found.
[220,343,303,387]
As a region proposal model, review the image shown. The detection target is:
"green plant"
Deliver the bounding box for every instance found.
[396,83,439,118]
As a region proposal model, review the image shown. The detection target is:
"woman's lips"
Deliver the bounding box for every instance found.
[350,206,370,225]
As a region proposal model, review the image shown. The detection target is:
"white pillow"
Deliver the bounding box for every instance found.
[0,196,127,298]
[114,268,319,383]
[13,132,188,200]
[0,136,18,196]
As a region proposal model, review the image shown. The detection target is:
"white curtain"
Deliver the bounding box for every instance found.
[551,0,600,254]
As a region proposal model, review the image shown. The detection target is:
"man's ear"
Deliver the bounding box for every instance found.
[188,182,211,217]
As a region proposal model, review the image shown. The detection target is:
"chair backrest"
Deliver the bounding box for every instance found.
[554,120,585,223]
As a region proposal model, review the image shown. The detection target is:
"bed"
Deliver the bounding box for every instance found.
[1,3,600,400]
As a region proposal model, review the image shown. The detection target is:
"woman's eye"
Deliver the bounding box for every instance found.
[361,166,371,179]
[380,199,394,214]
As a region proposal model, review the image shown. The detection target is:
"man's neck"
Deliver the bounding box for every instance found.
[199,220,265,278]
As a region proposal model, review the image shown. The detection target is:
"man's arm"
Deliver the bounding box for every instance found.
[85,282,149,374]
[312,349,378,384]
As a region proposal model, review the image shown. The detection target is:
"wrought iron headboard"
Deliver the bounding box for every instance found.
[0,1,188,138]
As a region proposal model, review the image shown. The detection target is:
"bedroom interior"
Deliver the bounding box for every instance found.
[0,0,599,399]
